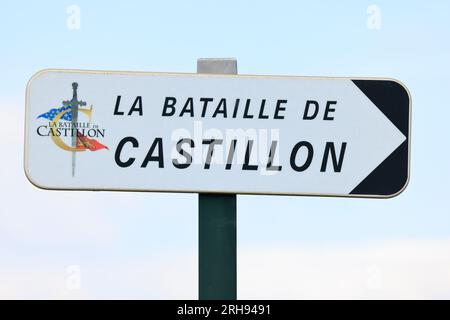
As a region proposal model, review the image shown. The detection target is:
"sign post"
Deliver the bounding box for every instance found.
[24,62,411,300]
[197,58,237,300]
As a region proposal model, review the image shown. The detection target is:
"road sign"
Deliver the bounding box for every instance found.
[25,69,411,198]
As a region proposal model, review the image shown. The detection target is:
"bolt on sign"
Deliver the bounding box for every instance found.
[24,69,411,198]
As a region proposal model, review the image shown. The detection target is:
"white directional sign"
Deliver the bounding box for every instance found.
[24,69,411,197]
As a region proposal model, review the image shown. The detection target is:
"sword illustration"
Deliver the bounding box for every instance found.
[63,82,86,177]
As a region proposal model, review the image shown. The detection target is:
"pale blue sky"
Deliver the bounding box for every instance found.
[0,1,449,298]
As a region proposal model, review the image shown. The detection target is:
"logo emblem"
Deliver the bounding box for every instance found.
[36,82,108,176]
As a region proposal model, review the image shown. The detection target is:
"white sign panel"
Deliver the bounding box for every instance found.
[24,69,411,197]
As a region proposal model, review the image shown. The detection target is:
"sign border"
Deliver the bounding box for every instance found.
[24,68,412,199]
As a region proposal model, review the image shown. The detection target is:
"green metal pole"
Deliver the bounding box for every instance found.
[199,193,237,300]
[198,58,237,300]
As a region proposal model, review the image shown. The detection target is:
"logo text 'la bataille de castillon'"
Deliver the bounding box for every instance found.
[36,82,108,176]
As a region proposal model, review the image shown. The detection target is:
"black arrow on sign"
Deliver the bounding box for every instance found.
[350,80,411,197]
